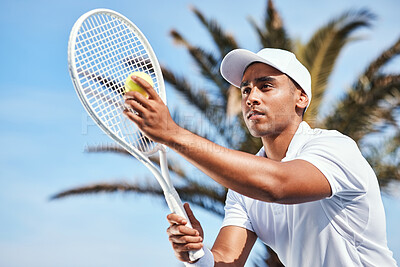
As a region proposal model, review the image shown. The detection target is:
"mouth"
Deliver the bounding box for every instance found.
[247,110,265,120]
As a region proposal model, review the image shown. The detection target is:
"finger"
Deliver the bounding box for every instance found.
[167,213,187,226]
[123,109,143,125]
[124,91,150,108]
[131,75,159,100]
[167,224,199,237]
[172,242,204,252]
[169,234,203,244]
[184,203,202,230]
[125,98,147,115]
[184,203,198,224]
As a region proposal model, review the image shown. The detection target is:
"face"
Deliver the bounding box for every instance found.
[240,62,303,138]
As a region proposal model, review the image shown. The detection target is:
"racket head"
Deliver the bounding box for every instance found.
[68,8,165,156]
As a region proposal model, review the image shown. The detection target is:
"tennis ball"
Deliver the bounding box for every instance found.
[124,72,154,97]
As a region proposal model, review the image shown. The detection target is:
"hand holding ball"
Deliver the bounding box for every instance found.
[124,72,154,98]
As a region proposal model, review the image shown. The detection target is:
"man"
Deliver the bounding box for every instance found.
[124,48,397,266]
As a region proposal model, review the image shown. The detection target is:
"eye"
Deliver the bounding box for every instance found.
[241,87,251,95]
[262,83,272,89]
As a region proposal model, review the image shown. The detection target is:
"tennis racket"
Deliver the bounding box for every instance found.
[67,8,204,261]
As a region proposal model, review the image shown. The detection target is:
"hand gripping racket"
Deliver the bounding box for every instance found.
[67,9,204,261]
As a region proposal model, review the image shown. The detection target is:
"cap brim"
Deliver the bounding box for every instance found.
[220,49,282,88]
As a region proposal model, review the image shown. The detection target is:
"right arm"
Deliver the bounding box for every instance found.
[124,80,331,204]
[167,203,257,266]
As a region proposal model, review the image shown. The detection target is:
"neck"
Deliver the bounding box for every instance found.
[261,120,302,161]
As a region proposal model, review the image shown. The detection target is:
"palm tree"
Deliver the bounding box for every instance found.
[52,1,400,266]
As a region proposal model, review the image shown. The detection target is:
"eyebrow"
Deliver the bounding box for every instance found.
[240,76,277,89]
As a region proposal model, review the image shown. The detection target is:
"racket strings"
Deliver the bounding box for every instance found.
[76,25,138,78]
[73,12,158,154]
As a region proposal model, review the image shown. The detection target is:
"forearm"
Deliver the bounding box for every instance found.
[124,80,281,201]
[164,127,283,202]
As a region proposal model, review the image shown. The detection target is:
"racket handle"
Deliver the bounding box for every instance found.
[165,190,205,262]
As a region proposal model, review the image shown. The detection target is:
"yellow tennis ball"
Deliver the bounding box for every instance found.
[124,72,154,97]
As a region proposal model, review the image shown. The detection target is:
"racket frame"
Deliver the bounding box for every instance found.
[68,8,204,261]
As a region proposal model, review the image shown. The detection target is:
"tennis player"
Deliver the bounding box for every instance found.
[124,48,397,266]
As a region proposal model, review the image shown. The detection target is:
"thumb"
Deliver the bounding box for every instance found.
[184,203,203,238]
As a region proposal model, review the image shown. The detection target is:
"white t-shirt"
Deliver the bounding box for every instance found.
[222,122,397,267]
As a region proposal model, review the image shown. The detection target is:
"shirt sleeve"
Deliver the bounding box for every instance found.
[295,132,368,199]
[221,189,254,232]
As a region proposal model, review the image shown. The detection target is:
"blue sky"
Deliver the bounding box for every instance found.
[0,0,399,266]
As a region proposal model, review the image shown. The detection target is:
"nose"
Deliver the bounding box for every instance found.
[246,88,261,107]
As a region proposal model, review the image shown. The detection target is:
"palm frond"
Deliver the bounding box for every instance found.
[363,36,400,79]
[78,69,123,93]
[50,181,163,200]
[170,29,229,92]
[177,183,227,217]
[162,64,241,147]
[189,5,239,57]
[386,128,400,157]
[49,181,226,216]
[161,65,214,114]
[171,105,245,150]
[322,30,400,138]
[248,0,292,50]
[325,36,400,135]
[363,134,400,188]
[300,9,375,124]
[84,145,188,179]
[323,74,400,141]
[85,143,130,156]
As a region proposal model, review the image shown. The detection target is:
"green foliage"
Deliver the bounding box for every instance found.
[300,10,375,123]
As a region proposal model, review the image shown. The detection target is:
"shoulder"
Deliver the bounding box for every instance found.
[297,126,361,160]
[285,122,361,161]
[295,127,372,197]
[306,125,356,145]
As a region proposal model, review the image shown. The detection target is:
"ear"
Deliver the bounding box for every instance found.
[296,89,308,110]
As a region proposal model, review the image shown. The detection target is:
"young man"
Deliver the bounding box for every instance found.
[123,48,397,266]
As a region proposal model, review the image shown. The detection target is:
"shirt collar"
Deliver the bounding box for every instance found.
[256,121,313,160]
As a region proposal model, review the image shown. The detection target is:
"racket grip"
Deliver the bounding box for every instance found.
[165,190,205,262]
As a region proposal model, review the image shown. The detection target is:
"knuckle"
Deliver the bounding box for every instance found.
[177,225,184,233]
[184,244,194,251]
[172,243,181,250]
[169,225,178,233]
[132,91,141,98]
[182,236,192,243]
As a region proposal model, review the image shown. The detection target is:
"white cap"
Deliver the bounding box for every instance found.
[220,48,312,109]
